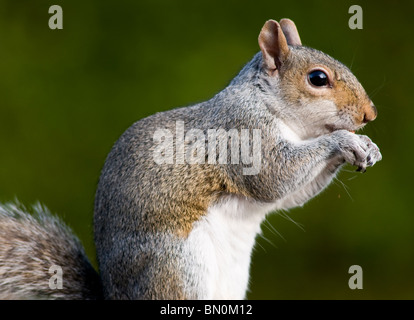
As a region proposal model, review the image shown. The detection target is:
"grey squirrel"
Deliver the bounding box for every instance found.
[0,18,381,299]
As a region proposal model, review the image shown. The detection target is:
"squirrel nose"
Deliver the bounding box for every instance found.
[363,103,377,123]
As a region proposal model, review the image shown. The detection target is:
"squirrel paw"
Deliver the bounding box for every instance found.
[331,130,382,172]
[355,134,382,172]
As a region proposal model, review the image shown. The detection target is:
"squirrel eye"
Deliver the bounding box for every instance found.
[308,70,329,87]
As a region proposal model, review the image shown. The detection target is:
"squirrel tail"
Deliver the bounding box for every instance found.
[0,201,102,299]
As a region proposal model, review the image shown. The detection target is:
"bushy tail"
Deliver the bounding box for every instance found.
[0,202,102,299]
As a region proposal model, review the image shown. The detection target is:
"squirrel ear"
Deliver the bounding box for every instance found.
[258,19,289,74]
[279,19,302,46]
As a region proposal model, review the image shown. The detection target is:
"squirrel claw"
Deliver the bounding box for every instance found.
[356,166,366,173]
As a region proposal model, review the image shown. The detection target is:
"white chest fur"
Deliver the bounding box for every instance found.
[185,196,276,299]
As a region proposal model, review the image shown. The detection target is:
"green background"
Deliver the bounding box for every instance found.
[0,0,412,299]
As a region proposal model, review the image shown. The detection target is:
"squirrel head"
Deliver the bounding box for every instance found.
[258,19,377,139]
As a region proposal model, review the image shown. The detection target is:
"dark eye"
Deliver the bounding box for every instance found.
[308,70,328,87]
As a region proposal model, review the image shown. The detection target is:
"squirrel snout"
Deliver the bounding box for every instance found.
[362,103,377,123]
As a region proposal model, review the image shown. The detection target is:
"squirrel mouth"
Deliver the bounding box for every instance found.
[326,124,356,134]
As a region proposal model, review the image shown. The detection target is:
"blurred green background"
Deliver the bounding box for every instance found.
[0,0,412,299]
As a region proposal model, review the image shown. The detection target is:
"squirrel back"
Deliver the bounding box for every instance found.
[0,18,381,299]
